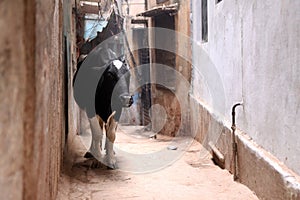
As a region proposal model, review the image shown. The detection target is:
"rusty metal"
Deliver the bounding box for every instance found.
[231,103,243,181]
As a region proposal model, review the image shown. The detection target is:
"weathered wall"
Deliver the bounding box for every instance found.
[0,0,73,199]
[190,94,300,199]
[0,1,27,199]
[147,0,191,136]
[191,0,300,199]
[192,0,300,177]
[175,0,191,82]
[34,1,64,199]
[174,0,192,135]
[64,0,80,143]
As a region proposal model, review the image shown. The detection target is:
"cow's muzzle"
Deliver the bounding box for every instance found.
[120,95,133,107]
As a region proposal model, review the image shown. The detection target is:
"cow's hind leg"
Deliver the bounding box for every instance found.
[105,111,118,169]
[85,116,103,168]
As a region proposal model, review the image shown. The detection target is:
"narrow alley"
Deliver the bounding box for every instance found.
[57,124,258,200]
[0,0,299,200]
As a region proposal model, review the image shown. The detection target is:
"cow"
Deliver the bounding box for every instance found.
[73,9,133,169]
[73,50,133,169]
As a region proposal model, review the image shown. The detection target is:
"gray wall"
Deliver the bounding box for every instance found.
[192,0,300,175]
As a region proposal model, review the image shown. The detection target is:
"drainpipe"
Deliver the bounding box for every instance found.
[231,103,243,181]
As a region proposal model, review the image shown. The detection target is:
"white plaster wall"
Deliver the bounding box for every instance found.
[122,0,145,16]
[191,0,300,174]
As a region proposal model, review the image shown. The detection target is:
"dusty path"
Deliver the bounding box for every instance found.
[57,125,258,200]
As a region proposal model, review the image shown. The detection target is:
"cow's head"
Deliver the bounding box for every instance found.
[109,59,133,110]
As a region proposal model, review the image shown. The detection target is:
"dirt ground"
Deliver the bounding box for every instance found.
[57,125,259,200]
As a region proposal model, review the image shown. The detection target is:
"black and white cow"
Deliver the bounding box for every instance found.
[73,49,133,169]
[73,10,133,169]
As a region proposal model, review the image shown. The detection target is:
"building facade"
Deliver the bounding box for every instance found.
[191,0,300,199]
[138,0,192,136]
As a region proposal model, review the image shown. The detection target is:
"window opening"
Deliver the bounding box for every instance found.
[201,0,208,42]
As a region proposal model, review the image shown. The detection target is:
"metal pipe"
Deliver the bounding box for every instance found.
[231,103,243,181]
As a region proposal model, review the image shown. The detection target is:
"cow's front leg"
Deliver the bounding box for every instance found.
[85,116,103,167]
[105,111,118,169]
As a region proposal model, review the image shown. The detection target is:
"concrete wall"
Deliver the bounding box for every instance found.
[0,0,76,199]
[191,0,300,199]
